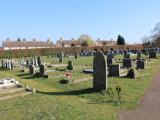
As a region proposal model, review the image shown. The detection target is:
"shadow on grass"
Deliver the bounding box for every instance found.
[22,76,36,79]
[37,88,97,96]
[87,100,124,105]
[16,73,30,77]
[22,75,45,79]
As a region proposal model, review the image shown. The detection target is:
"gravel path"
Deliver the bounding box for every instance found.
[119,71,160,120]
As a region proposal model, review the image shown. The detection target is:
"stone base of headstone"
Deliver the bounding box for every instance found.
[83,69,93,74]
[127,69,136,79]
[108,64,120,77]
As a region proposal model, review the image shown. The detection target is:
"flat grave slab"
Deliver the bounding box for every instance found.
[83,69,93,74]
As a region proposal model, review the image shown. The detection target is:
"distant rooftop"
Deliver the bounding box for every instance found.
[2,40,54,50]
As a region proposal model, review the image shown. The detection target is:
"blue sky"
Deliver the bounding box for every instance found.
[0,0,160,44]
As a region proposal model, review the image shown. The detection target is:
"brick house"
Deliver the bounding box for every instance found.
[95,39,117,46]
[55,38,81,47]
[2,40,54,50]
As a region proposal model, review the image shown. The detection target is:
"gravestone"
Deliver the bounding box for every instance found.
[149,51,156,59]
[137,51,141,59]
[32,88,36,93]
[29,65,35,75]
[123,59,132,69]
[108,64,120,77]
[59,51,64,63]
[6,60,8,69]
[25,85,30,90]
[107,54,113,65]
[137,59,145,69]
[39,64,45,77]
[1,59,4,68]
[4,60,7,68]
[144,50,149,55]
[83,69,93,74]
[20,58,23,65]
[26,59,29,66]
[124,53,130,59]
[31,59,34,65]
[21,66,26,72]
[127,68,136,79]
[34,58,38,67]
[37,56,42,66]
[75,52,78,59]
[7,60,11,69]
[93,51,107,91]
[21,58,25,66]
[124,50,127,54]
[67,61,73,70]
[11,62,14,70]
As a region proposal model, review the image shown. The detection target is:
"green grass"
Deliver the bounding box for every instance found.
[0,55,159,120]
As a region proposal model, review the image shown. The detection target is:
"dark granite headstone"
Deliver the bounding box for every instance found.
[123,59,132,69]
[93,51,107,91]
[108,64,120,77]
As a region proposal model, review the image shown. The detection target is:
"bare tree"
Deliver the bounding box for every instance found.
[151,23,160,46]
[142,35,151,48]
[144,22,160,48]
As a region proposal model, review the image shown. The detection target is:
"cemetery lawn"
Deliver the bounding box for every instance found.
[0,56,160,120]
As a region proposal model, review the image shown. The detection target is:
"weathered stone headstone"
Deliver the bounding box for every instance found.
[11,62,14,70]
[20,58,25,66]
[124,50,127,54]
[32,88,36,93]
[9,61,12,70]
[1,58,4,68]
[137,51,141,59]
[5,61,7,69]
[149,51,156,59]
[31,59,34,66]
[107,54,113,65]
[144,50,149,55]
[26,59,29,66]
[39,64,45,77]
[7,60,11,69]
[37,56,42,66]
[5,60,8,69]
[20,58,23,65]
[137,59,145,69]
[108,64,120,77]
[25,85,30,90]
[93,51,107,91]
[34,58,38,67]
[123,59,132,69]
[29,65,35,75]
[21,66,26,72]
[75,52,78,59]
[59,51,64,63]
[67,61,73,70]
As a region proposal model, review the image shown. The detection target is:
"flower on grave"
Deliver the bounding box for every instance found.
[66,72,72,79]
